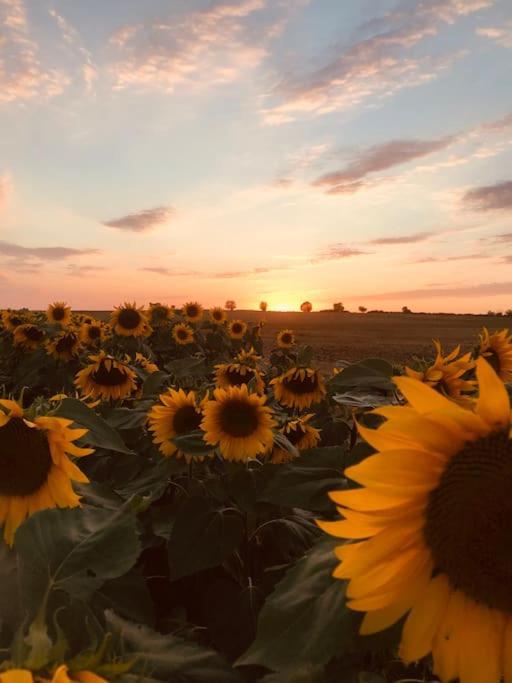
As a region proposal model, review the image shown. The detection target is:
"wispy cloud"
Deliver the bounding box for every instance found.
[476,22,512,48]
[313,244,369,263]
[368,231,437,245]
[486,232,512,243]
[103,206,175,233]
[0,240,99,261]
[356,280,512,301]
[413,252,489,263]
[462,180,512,212]
[140,266,198,277]
[211,264,293,279]
[66,264,106,277]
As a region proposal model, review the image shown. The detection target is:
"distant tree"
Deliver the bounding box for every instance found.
[505,309,512,317]
[402,305,412,314]
[300,301,313,313]
[358,305,367,313]
[496,311,503,316]
[333,302,345,312]
[225,300,236,311]
[259,301,268,312]
[487,310,496,316]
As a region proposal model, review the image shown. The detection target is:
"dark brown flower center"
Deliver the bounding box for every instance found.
[176,327,189,340]
[24,326,44,342]
[0,417,53,495]
[172,405,202,434]
[283,371,318,395]
[91,360,128,386]
[52,307,65,321]
[280,333,293,345]
[9,316,23,327]
[424,431,512,611]
[225,366,255,387]
[118,308,141,330]
[186,305,199,318]
[213,310,223,320]
[285,423,307,445]
[88,326,101,340]
[219,399,259,437]
[56,333,78,354]
[231,323,243,335]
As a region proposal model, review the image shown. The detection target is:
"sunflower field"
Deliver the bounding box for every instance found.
[0,302,512,683]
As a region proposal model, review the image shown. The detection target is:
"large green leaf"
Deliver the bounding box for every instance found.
[165,357,208,379]
[16,504,141,611]
[105,611,240,682]
[167,496,244,580]
[54,398,133,454]
[327,359,394,392]
[142,371,168,397]
[236,537,357,673]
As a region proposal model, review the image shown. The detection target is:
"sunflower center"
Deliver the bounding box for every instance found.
[283,372,318,395]
[172,405,202,434]
[118,308,141,329]
[226,366,255,387]
[424,431,512,612]
[88,326,101,340]
[9,316,23,327]
[24,326,44,342]
[0,417,53,495]
[177,328,188,340]
[52,307,65,321]
[219,399,259,437]
[91,361,128,386]
[213,310,223,320]
[56,334,77,353]
[285,423,307,445]
[281,333,293,345]
[232,323,243,334]
[186,305,199,318]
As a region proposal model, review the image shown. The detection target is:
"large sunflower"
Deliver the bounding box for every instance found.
[228,320,247,340]
[46,330,81,361]
[111,302,149,337]
[270,367,326,410]
[79,321,105,345]
[182,302,203,323]
[2,310,27,332]
[201,385,275,461]
[478,327,512,383]
[270,413,321,464]
[148,302,174,327]
[276,329,296,349]
[75,351,137,401]
[0,399,92,546]
[13,324,46,350]
[148,389,204,460]
[172,323,194,346]
[47,301,72,326]
[320,359,512,683]
[214,362,265,393]
[210,307,227,324]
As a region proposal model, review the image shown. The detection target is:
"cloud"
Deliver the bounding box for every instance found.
[476,22,512,48]
[486,232,512,243]
[66,264,106,277]
[313,137,455,193]
[462,180,512,212]
[355,281,512,301]
[313,244,369,263]
[211,264,292,278]
[103,206,175,233]
[0,240,99,261]
[413,252,489,263]
[368,230,437,245]
[140,266,198,276]
[262,0,489,123]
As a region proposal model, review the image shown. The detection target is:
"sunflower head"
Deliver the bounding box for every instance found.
[13,323,46,350]
[149,302,174,327]
[132,352,159,374]
[172,322,194,346]
[148,389,205,461]
[320,359,512,683]
[79,321,105,345]
[2,310,27,331]
[47,330,81,361]
[478,327,512,382]
[201,384,276,462]
[0,399,92,545]
[75,351,137,401]
[228,319,247,340]
[182,302,203,323]
[47,301,72,326]
[111,302,149,337]
[214,362,265,393]
[276,329,296,349]
[270,366,326,409]
[270,414,321,464]
[210,306,227,324]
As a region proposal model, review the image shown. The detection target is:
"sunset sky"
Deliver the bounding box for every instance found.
[1,0,511,312]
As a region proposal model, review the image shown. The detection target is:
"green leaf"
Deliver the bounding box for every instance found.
[16,503,141,611]
[171,429,214,456]
[142,371,168,397]
[165,357,208,379]
[327,359,394,393]
[105,611,240,682]
[273,431,299,459]
[236,537,357,673]
[54,398,133,454]
[93,570,155,626]
[168,497,244,580]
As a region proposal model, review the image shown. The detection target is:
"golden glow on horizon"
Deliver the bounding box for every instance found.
[268,301,298,312]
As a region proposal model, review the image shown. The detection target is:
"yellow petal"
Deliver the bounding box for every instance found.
[360,601,412,635]
[503,618,512,683]
[476,357,510,430]
[432,589,467,683]
[331,486,424,511]
[456,599,505,683]
[0,671,35,683]
[394,375,456,413]
[345,449,444,490]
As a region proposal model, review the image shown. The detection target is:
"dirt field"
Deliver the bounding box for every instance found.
[85,310,511,368]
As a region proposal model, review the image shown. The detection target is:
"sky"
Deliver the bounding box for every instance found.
[0,0,511,313]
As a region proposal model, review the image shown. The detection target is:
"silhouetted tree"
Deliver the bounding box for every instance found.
[259,301,268,312]
[402,305,412,314]
[300,301,313,313]
[225,300,236,311]
[333,302,345,312]
[358,305,367,313]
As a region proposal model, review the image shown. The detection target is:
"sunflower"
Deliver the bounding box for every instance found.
[39,665,110,682]
[270,367,326,410]
[214,362,265,393]
[110,302,149,337]
[79,321,105,345]
[478,327,512,383]
[148,302,174,327]
[405,340,476,402]
[47,301,72,326]
[228,320,247,340]
[0,399,92,546]
[12,324,46,350]
[74,351,137,401]
[201,384,275,461]
[276,329,296,349]
[46,331,81,361]
[172,323,194,346]
[132,352,159,374]
[270,413,321,464]
[0,671,34,683]
[210,307,227,324]
[320,359,512,683]
[148,389,205,460]
[2,310,27,331]
[182,302,203,323]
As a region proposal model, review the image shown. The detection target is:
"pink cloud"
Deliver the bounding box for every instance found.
[102,206,175,233]
[463,180,512,212]
[476,23,512,47]
[313,244,369,262]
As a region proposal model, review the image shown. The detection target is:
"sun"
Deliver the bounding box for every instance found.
[268,300,297,312]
